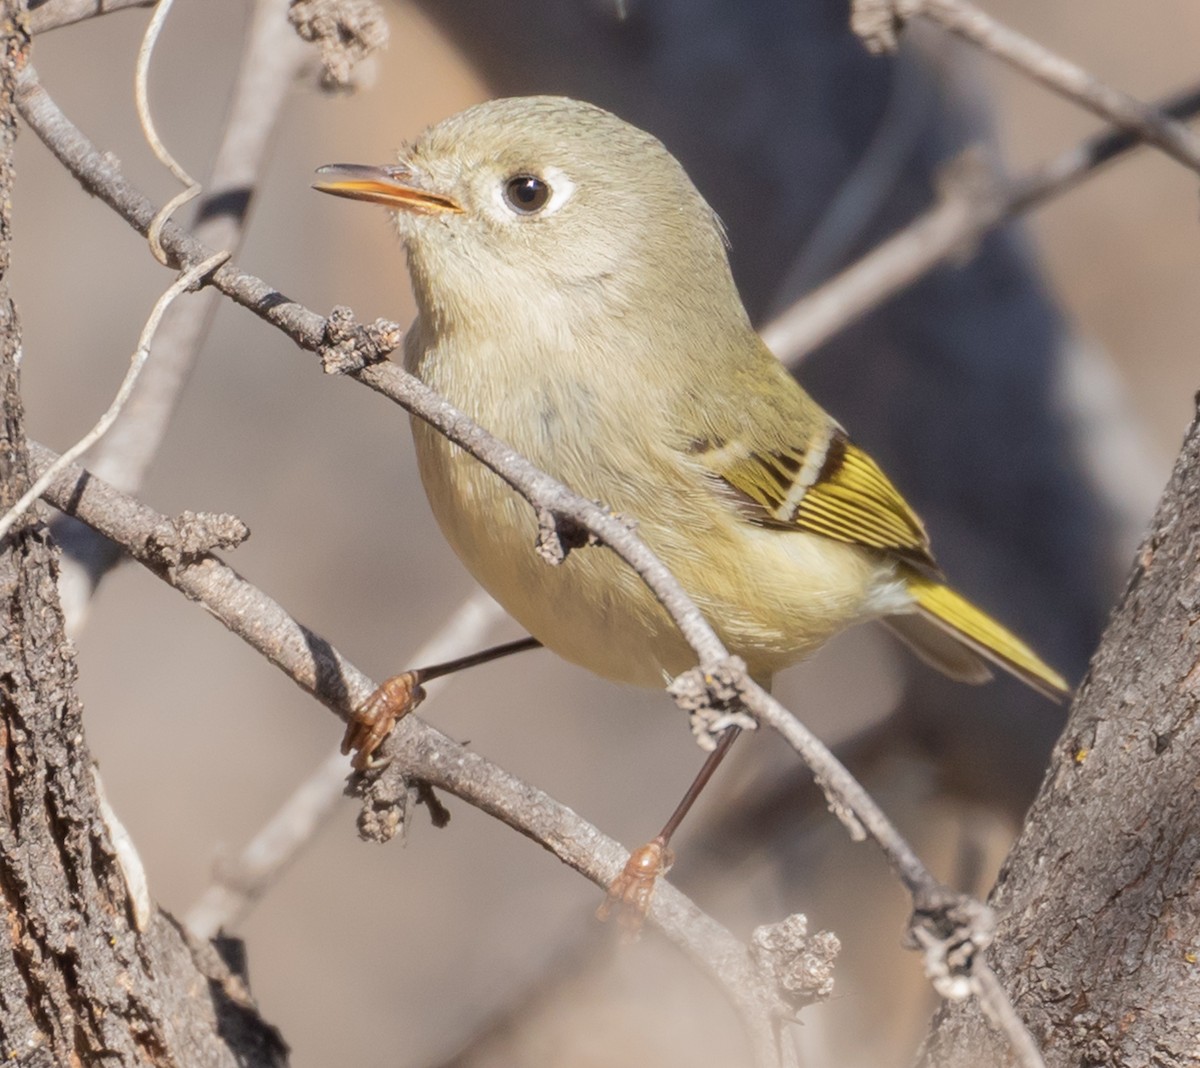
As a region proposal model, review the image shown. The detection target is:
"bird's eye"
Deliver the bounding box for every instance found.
[503,174,551,214]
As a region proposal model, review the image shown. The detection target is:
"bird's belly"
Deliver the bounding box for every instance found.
[410,417,907,687]
[412,418,695,684]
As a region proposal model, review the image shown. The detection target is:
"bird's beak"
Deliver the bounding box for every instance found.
[312,163,463,214]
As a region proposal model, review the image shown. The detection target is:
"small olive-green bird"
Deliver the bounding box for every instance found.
[315,96,1068,706]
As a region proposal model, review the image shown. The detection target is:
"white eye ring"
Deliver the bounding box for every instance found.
[494,165,575,218]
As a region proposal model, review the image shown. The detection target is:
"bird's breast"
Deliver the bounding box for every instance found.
[403,330,900,687]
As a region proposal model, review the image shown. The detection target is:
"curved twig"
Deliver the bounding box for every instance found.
[56,0,308,633]
[0,253,227,543]
[133,0,202,264]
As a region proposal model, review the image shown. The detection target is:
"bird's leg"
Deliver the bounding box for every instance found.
[597,724,742,937]
[342,636,542,771]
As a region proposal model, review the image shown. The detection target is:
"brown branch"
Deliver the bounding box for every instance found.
[852,0,1200,173]
[17,62,1044,1061]
[26,0,153,34]
[762,79,1200,363]
[182,589,507,937]
[27,440,790,1068]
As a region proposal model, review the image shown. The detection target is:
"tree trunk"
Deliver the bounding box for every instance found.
[0,10,286,1065]
[922,400,1200,1066]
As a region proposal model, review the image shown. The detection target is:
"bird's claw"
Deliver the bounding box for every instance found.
[595,836,674,941]
[342,672,426,772]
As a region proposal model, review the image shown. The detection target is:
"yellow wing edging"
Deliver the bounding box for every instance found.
[903,570,1071,702]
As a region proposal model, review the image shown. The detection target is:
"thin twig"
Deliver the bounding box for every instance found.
[1008,82,1200,208]
[910,0,1200,175]
[850,0,1200,174]
[183,589,507,938]
[0,252,228,543]
[133,0,190,187]
[134,0,204,265]
[768,53,937,304]
[761,79,1200,363]
[17,63,1038,1063]
[185,751,342,933]
[762,171,987,362]
[27,0,154,34]
[736,684,933,896]
[56,0,307,631]
[972,961,1044,1068]
[27,442,785,1068]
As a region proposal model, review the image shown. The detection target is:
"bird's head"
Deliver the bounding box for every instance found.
[315,96,741,341]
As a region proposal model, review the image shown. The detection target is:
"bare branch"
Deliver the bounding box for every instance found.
[26,0,153,35]
[919,0,1200,173]
[852,0,1200,173]
[0,252,227,542]
[185,749,351,937]
[763,153,993,362]
[762,79,1200,363]
[28,441,787,1068]
[183,589,506,938]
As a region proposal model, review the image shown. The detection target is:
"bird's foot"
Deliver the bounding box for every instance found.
[595,836,674,940]
[342,672,426,771]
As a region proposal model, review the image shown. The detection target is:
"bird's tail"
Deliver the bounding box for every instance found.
[885,568,1071,702]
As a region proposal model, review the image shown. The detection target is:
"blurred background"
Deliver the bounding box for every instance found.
[16,1,1200,1065]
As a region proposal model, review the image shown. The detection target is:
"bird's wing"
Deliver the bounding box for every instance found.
[689,384,937,571]
[789,429,934,565]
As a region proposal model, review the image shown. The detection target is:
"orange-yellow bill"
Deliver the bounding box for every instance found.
[313,163,461,214]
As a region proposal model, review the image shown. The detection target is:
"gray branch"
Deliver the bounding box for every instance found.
[28,439,789,1068]
[26,0,153,34]
[763,80,1200,362]
[853,0,1200,173]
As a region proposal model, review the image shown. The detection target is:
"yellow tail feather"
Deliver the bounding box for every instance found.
[900,569,1071,702]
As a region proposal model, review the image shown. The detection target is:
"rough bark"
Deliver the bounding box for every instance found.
[921,400,1200,1066]
[0,10,286,1065]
